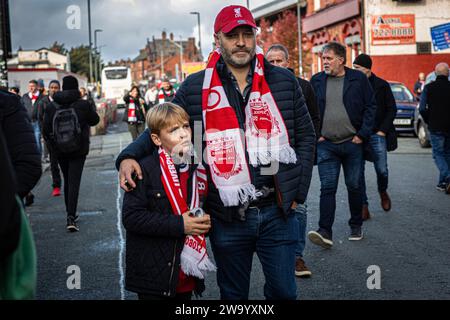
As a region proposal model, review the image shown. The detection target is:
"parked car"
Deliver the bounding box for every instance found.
[389,81,417,135]
[413,106,430,148]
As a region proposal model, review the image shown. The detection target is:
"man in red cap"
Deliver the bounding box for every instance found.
[116,5,316,300]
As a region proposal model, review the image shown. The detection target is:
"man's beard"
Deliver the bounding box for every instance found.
[220,43,255,68]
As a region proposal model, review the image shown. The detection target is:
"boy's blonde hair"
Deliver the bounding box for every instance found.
[146,102,190,134]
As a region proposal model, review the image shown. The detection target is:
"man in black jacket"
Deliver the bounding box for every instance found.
[265,43,320,278]
[353,54,397,220]
[419,62,450,194]
[38,80,62,197]
[43,76,100,232]
[21,80,44,155]
[116,5,315,300]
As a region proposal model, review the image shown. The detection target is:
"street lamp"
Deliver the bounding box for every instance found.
[168,36,184,82]
[297,0,307,76]
[297,0,302,76]
[190,12,202,60]
[97,44,106,97]
[87,0,93,84]
[94,29,103,84]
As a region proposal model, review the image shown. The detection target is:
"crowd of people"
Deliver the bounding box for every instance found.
[1,4,449,301]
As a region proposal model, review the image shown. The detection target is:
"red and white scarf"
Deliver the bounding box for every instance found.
[158,89,176,104]
[159,147,215,279]
[201,46,297,206]
[29,91,39,105]
[127,98,137,122]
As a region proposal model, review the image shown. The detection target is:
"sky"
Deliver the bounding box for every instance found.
[9,0,269,63]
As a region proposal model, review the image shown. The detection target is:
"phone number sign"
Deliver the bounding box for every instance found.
[371,14,415,45]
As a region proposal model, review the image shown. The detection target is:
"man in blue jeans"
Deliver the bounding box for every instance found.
[309,42,376,248]
[116,5,316,299]
[353,54,397,220]
[419,62,450,194]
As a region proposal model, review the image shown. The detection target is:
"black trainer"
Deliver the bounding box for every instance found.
[308,229,333,248]
[67,216,79,232]
[349,226,363,241]
[436,183,446,192]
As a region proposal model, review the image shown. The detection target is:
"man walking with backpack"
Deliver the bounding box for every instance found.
[43,76,100,232]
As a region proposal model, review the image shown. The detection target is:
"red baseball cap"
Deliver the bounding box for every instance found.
[214,5,257,34]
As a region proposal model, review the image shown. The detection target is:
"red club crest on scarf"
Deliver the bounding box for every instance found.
[249,98,281,139]
[208,137,242,180]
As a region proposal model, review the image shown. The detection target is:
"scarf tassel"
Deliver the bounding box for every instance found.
[217,183,257,207]
[247,144,298,166]
[181,250,217,280]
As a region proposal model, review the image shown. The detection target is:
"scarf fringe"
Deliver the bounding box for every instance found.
[181,250,216,280]
[218,183,257,206]
[247,144,297,166]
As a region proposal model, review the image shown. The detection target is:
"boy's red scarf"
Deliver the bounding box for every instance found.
[201,46,297,206]
[159,147,215,279]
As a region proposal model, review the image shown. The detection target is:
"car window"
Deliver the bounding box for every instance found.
[390,83,414,102]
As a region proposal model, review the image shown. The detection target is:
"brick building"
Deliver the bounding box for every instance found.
[130,31,201,84]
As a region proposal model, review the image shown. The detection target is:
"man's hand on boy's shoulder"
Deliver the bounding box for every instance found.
[120,159,143,192]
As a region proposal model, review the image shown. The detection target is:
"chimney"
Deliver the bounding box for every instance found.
[162,31,167,40]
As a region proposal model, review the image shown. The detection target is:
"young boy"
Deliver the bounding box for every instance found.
[121,102,213,300]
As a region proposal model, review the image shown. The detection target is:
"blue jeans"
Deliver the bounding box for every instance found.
[317,140,364,237]
[360,134,389,204]
[32,122,42,155]
[209,204,298,300]
[429,131,450,184]
[294,203,307,258]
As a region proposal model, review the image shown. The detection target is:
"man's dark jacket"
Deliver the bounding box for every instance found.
[419,75,450,133]
[116,58,316,222]
[0,90,42,198]
[297,77,321,138]
[43,89,100,158]
[21,92,44,122]
[310,67,377,141]
[368,73,398,152]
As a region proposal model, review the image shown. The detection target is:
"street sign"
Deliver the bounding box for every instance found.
[430,22,450,51]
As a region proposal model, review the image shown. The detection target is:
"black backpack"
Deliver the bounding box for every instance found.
[52,102,81,153]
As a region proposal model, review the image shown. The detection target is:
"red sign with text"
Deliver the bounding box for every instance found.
[371,14,415,45]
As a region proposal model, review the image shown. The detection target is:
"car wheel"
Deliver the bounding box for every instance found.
[418,122,431,148]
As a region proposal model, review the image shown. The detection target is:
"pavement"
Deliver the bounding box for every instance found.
[27,117,450,300]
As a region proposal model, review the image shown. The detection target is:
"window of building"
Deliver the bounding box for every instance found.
[314,0,321,11]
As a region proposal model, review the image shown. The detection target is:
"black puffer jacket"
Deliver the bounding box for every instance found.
[122,149,204,297]
[0,103,21,260]
[116,58,316,221]
[43,89,100,158]
[0,90,42,198]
